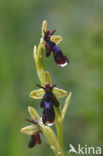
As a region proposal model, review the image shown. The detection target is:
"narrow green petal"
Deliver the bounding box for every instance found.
[33,45,37,63]
[53,87,67,98]
[29,88,45,99]
[50,35,62,45]
[39,122,64,156]
[62,92,72,120]
[44,71,52,86]
[42,20,47,37]
[21,124,39,135]
[28,106,40,120]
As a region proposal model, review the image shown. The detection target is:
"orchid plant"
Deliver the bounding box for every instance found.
[21,20,72,156]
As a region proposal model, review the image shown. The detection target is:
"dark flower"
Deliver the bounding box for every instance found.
[44,30,69,67]
[26,118,41,148]
[37,83,59,124]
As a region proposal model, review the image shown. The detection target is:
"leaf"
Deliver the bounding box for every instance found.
[29,88,45,99]
[21,125,39,136]
[54,105,63,148]
[50,35,62,45]
[28,106,40,120]
[53,87,67,98]
[44,71,52,86]
[62,92,72,120]
[54,105,62,122]
[39,122,64,156]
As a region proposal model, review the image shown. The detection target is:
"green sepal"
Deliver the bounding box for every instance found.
[21,124,39,136]
[53,87,67,98]
[29,88,44,99]
[28,106,40,120]
[51,35,62,45]
[44,71,52,86]
[42,20,47,37]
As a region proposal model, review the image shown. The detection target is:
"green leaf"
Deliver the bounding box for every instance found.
[62,92,72,120]
[44,71,52,86]
[29,88,44,99]
[21,124,39,135]
[50,35,62,45]
[54,105,62,122]
[39,122,64,156]
[54,105,63,148]
[28,106,40,120]
[53,87,67,98]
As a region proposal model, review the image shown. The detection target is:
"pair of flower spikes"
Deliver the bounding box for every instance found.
[26,29,69,148]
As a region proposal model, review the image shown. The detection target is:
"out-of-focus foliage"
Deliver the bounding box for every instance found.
[0,0,103,156]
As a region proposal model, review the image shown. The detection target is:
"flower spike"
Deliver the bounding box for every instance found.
[21,20,72,156]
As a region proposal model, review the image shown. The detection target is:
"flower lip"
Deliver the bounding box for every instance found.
[58,60,69,67]
[37,83,59,124]
[28,133,41,148]
[42,107,55,124]
[55,56,69,67]
[52,46,69,67]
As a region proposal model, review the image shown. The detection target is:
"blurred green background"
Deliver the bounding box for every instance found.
[0,0,103,156]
